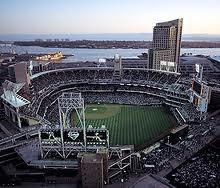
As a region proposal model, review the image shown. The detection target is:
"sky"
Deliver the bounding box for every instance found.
[0,0,220,35]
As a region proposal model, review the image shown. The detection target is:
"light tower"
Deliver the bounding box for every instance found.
[190,64,211,120]
[58,92,87,152]
[113,54,122,81]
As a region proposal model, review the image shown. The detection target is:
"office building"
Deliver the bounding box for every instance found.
[149,18,183,72]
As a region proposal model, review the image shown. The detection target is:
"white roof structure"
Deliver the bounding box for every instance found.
[1,93,30,108]
[211,56,220,62]
[1,80,30,108]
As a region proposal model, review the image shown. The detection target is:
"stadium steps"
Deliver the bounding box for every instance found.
[19,113,52,126]
[0,109,5,120]
[113,70,121,81]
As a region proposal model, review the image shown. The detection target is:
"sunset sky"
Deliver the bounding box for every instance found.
[0,0,219,34]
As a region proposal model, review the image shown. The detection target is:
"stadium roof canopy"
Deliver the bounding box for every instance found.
[1,93,30,108]
[1,80,30,108]
[30,67,114,79]
[211,56,220,63]
[31,67,180,80]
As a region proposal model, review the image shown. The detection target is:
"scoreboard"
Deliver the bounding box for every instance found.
[41,129,61,144]
[40,128,109,147]
[191,79,211,113]
[192,80,202,95]
[63,128,84,145]
[86,129,108,146]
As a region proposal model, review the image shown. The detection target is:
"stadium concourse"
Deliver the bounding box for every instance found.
[1,65,220,187]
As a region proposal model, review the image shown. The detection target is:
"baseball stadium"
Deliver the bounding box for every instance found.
[1,61,219,187]
[23,67,188,150]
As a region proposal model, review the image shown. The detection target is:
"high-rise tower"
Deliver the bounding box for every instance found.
[148,18,183,72]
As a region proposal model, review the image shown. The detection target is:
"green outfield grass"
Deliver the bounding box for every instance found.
[75,104,176,147]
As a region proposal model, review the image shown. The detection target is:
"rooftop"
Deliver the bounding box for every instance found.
[81,153,103,164]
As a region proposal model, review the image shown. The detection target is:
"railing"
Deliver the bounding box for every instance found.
[0,128,39,151]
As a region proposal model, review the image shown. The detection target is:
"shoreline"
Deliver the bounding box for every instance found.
[13,40,220,49]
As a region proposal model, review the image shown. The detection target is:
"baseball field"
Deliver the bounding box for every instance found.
[76,104,176,147]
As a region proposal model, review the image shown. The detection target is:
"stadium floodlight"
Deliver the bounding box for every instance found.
[114,54,120,60]
[29,61,33,76]
[195,64,200,73]
[195,64,204,82]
